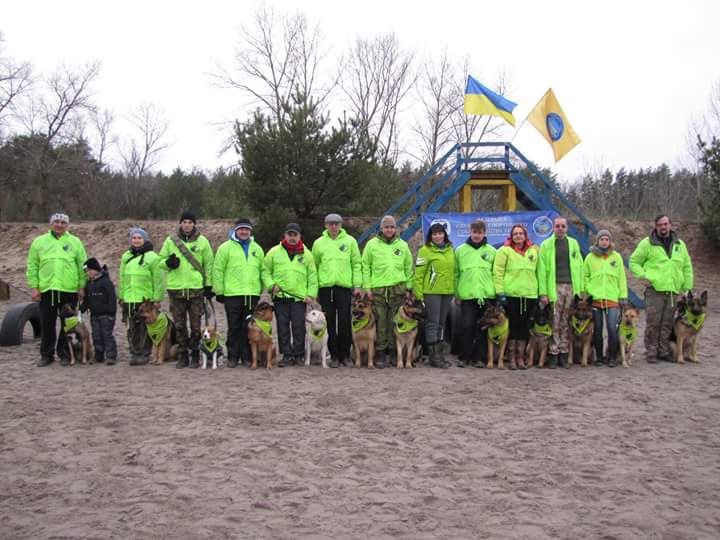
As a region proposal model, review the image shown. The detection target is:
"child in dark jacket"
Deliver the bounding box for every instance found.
[81,257,118,364]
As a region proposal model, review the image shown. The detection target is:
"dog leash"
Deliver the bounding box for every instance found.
[204,298,217,329]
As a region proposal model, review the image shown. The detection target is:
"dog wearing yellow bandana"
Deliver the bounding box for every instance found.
[479,302,509,369]
[568,294,595,368]
[137,300,178,365]
[394,296,426,369]
[527,302,553,369]
[305,304,330,368]
[247,302,276,370]
[670,290,707,364]
[619,306,640,368]
[60,303,94,365]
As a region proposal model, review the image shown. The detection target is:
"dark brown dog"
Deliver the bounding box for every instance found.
[393,296,426,369]
[568,294,594,368]
[60,304,94,365]
[618,306,640,368]
[351,296,376,368]
[247,302,275,370]
[137,300,178,365]
[671,290,708,364]
[527,302,553,368]
[479,302,509,370]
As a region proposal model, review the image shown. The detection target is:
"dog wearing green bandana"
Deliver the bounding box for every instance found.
[568,294,594,368]
[247,301,276,369]
[671,290,708,364]
[137,300,178,365]
[479,302,509,369]
[394,296,426,369]
[305,305,330,368]
[527,302,553,368]
[619,306,640,368]
[60,303,94,365]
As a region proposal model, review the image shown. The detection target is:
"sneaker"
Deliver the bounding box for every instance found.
[37,356,54,367]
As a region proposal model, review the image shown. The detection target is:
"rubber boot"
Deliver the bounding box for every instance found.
[559,352,569,369]
[593,343,604,366]
[175,351,189,369]
[508,340,517,370]
[95,351,105,363]
[429,343,448,369]
[516,340,527,370]
[189,350,200,369]
[436,342,451,368]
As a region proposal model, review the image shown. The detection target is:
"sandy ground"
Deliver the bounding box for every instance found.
[2,220,720,538]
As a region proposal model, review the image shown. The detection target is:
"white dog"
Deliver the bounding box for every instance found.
[305,307,330,368]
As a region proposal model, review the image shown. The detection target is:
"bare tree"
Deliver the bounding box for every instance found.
[340,33,415,165]
[90,108,116,168]
[0,34,33,135]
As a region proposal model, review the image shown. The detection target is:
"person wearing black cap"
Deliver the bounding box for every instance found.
[81,257,118,365]
[159,211,215,369]
[213,218,269,367]
[265,223,318,366]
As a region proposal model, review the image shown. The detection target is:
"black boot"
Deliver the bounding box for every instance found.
[95,351,105,363]
[546,354,558,369]
[105,356,117,366]
[227,358,238,368]
[428,343,447,368]
[189,350,200,369]
[176,351,189,369]
[37,356,54,367]
[375,351,387,369]
[559,352,569,368]
[593,343,604,366]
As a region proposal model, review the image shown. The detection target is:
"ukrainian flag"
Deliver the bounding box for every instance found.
[527,88,581,162]
[463,75,517,127]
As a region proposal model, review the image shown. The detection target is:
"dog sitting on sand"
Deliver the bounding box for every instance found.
[351,296,376,368]
[479,302,509,370]
[199,326,224,369]
[137,300,178,365]
[618,306,640,368]
[247,302,275,369]
[60,303,94,365]
[305,305,330,368]
[526,302,553,369]
[670,290,708,364]
[393,296,426,369]
[568,294,594,368]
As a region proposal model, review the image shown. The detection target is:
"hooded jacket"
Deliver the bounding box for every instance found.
[118,243,164,303]
[493,238,540,299]
[629,230,693,293]
[213,231,268,296]
[414,242,454,299]
[158,228,214,291]
[361,233,414,290]
[26,230,87,293]
[583,245,628,303]
[311,228,362,289]
[265,242,318,300]
[537,234,584,301]
[81,268,117,316]
[454,239,497,300]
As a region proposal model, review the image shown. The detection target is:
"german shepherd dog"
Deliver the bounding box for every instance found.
[137,300,178,365]
[568,294,594,368]
[479,302,509,370]
[60,304,94,365]
[351,296,376,368]
[526,302,553,368]
[394,296,426,369]
[247,301,275,370]
[618,306,640,368]
[670,290,708,364]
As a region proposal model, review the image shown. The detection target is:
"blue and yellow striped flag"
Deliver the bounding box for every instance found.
[527,88,581,162]
[463,76,517,127]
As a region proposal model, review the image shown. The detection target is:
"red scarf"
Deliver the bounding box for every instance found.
[281,238,305,256]
[503,225,533,255]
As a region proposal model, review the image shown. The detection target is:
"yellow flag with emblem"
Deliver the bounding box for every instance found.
[527,88,581,162]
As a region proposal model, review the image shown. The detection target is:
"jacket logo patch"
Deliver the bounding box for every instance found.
[610,260,617,267]
[251,250,257,257]
[528,253,535,261]
[191,246,197,252]
[339,244,348,252]
[63,244,70,251]
[298,256,304,263]
[572,251,578,258]
[394,249,401,256]
[481,254,488,260]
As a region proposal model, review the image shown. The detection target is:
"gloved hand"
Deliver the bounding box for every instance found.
[166,253,180,270]
[215,295,224,304]
[204,286,215,299]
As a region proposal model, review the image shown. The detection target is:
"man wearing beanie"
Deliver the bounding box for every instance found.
[312,213,362,367]
[159,211,215,369]
[630,215,693,362]
[26,212,88,366]
[213,218,269,367]
[537,216,584,368]
[361,214,414,368]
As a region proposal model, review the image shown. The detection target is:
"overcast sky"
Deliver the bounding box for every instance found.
[2,0,718,183]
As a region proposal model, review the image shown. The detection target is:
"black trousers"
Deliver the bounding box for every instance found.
[460,300,488,362]
[318,286,352,360]
[274,299,306,357]
[506,297,537,340]
[91,315,117,359]
[223,295,259,362]
[39,290,78,359]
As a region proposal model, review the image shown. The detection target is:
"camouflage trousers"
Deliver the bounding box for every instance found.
[372,284,406,351]
[168,290,205,354]
[644,287,678,358]
[549,283,573,355]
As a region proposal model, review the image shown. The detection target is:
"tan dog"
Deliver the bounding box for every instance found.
[671,290,708,364]
[137,300,178,365]
[351,296,376,368]
[60,304,94,365]
[568,294,594,368]
[479,303,509,370]
[247,302,275,370]
[526,302,553,368]
[393,296,426,369]
[618,306,640,368]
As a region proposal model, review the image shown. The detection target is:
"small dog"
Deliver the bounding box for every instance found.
[618,306,640,368]
[60,304,94,365]
[568,294,594,368]
[247,302,275,369]
[137,300,178,365]
[305,305,330,368]
[670,290,708,364]
[479,302,509,369]
[527,302,553,368]
[393,296,426,369]
[351,296,376,368]
[199,326,224,369]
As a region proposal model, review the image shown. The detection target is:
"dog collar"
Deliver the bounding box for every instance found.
[394,312,418,333]
[254,318,273,338]
[488,318,509,344]
[571,316,591,335]
[310,325,327,341]
[683,312,705,331]
[63,316,79,333]
[619,322,637,343]
[146,313,169,345]
[352,317,370,333]
[532,322,552,336]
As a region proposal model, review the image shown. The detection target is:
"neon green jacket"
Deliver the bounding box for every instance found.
[493,244,540,299]
[583,248,628,303]
[213,238,268,296]
[311,228,362,289]
[629,231,693,293]
[159,231,214,291]
[265,244,318,299]
[537,234,584,301]
[454,241,497,300]
[414,243,454,299]
[118,250,164,303]
[26,230,87,293]
[361,234,414,290]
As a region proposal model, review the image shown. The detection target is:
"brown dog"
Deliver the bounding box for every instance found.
[671,290,708,364]
[393,296,426,369]
[247,302,275,369]
[351,296,376,368]
[618,306,640,368]
[60,304,94,365]
[137,300,178,365]
[568,294,594,368]
[527,302,553,368]
[479,303,509,370]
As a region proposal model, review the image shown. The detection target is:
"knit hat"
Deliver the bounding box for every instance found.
[49,212,69,224]
[179,211,196,224]
[128,227,150,242]
[285,223,301,234]
[596,229,612,242]
[324,213,343,224]
[234,217,253,231]
[380,215,396,228]
[83,257,102,272]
